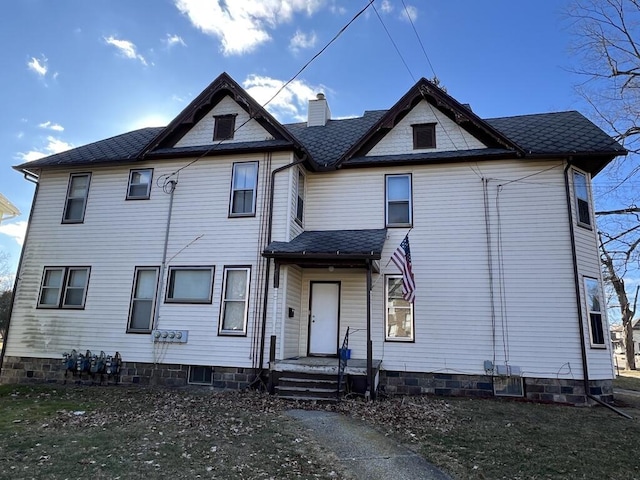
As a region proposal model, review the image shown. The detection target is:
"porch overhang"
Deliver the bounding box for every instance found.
[263,229,387,271]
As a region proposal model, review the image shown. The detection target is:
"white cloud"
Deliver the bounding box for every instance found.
[381,0,393,14]
[104,36,148,65]
[165,33,186,47]
[289,29,317,52]
[16,136,74,162]
[400,4,418,22]
[38,121,64,132]
[0,220,28,247]
[174,0,324,56]
[242,74,323,122]
[27,56,48,77]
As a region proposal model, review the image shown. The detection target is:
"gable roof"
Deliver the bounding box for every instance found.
[140,72,310,163]
[13,73,626,176]
[337,78,524,167]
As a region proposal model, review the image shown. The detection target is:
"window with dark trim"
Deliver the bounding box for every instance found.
[38,266,90,309]
[296,169,305,224]
[585,277,605,347]
[188,366,213,385]
[219,266,250,335]
[230,162,258,216]
[63,173,91,223]
[385,275,414,341]
[165,267,214,304]
[412,123,436,149]
[213,115,236,140]
[573,170,592,227]
[127,267,159,332]
[385,174,412,227]
[127,169,153,200]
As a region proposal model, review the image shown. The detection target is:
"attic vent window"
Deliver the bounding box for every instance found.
[213,114,236,141]
[412,123,436,149]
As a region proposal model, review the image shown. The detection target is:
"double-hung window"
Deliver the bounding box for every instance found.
[230,162,258,216]
[296,169,305,224]
[127,169,153,199]
[128,267,159,332]
[386,174,412,227]
[385,275,414,341]
[38,266,90,309]
[585,277,605,347]
[573,170,592,227]
[63,173,91,223]
[219,266,250,335]
[165,267,214,304]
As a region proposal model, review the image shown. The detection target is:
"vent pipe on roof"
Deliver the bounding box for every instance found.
[307,93,331,127]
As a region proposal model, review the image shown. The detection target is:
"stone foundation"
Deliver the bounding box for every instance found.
[0,356,253,389]
[378,370,613,405]
[0,356,614,405]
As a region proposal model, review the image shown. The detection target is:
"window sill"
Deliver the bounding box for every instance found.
[228,213,256,218]
[165,299,212,304]
[384,337,415,343]
[386,223,412,228]
[589,344,607,349]
[61,219,85,224]
[577,221,593,231]
[218,330,247,337]
[125,196,151,201]
[126,329,152,334]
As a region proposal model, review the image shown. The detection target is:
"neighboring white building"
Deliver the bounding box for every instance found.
[0,193,19,224]
[0,73,626,404]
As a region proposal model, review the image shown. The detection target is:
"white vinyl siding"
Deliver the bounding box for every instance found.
[63,173,90,223]
[175,96,271,147]
[6,152,292,368]
[367,100,486,156]
[128,267,159,332]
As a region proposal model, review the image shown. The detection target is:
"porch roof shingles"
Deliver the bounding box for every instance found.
[264,229,387,260]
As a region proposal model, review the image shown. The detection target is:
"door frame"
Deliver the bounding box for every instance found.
[307,281,341,357]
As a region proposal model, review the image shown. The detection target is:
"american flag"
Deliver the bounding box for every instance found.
[391,234,416,303]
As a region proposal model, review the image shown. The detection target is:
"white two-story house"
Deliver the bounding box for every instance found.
[0,72,625,404]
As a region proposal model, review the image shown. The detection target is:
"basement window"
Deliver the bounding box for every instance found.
[213,115,236,141]
[412,123,436,149]
[493,376,524,397]
[188,366,213,385]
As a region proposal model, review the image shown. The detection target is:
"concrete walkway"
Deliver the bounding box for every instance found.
[287,409,451,480]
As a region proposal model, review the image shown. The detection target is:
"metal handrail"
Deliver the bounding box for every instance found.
[337,326,350,401]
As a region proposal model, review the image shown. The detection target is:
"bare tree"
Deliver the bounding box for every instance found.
[0,252,12,340]
[569,0,640,369]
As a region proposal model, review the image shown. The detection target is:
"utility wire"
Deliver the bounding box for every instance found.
[372,2,415,81]
[161,0,375,184]
[401,0,436,78]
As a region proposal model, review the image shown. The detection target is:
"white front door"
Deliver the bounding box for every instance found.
[309,282,340,356]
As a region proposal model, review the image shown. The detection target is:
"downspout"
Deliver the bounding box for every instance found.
[0,175,39,372]
[152,179,177,331]
[257,156,307,373]
[563,161,631,419]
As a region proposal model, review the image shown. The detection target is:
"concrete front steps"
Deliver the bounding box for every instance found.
[275,372,344,402]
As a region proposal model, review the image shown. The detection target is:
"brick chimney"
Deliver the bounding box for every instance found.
[307,93,331,127]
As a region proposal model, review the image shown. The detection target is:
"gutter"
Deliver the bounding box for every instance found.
[0,176,39,373]
[563,161,631,419]
[256,156,308,375]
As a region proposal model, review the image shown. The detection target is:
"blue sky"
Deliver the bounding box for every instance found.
[0,0,628,276]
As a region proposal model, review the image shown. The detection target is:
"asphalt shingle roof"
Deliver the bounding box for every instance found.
[16,127,163,170]
[264,229,387,259]
[284,110,387,168]
[14,109,624,174]
[485,111,625,155]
